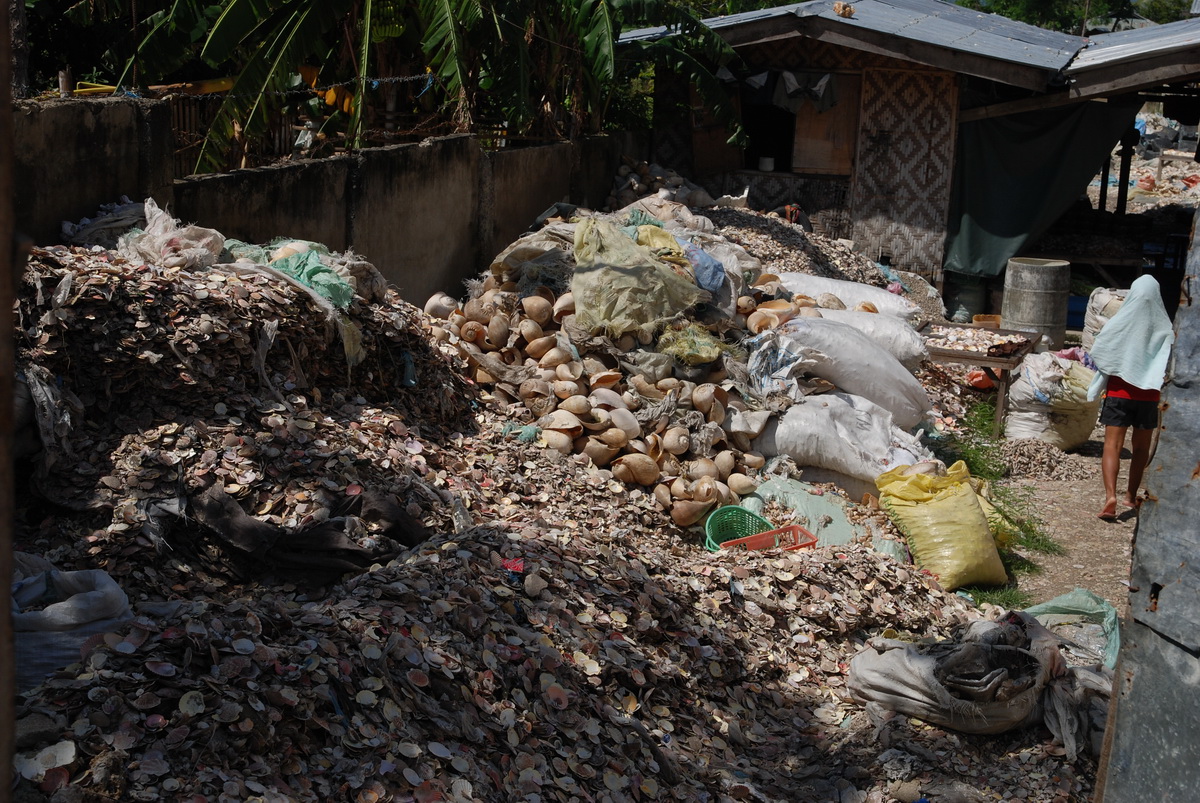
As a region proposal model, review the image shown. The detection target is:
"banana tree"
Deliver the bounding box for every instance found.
[419,0,742,142]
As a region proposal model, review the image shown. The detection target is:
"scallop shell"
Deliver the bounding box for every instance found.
[583,438,621,467]
[817,292,846,310]
[670,499,715,527]
[855,301,879,313]
[521,296,553,326]
[611,454,660,486]
[552,293,575,323]
[539,346,573,368]
[608,407,642,440]
[555,361,584,381]
[424,292,458,320]
[542,429,574,455]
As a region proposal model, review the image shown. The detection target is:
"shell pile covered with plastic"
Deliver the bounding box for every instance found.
[425,197,935,527]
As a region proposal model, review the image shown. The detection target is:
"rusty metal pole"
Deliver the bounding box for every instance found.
[0,0,17,798]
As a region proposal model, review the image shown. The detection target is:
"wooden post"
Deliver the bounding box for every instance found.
[0,0,17,798]
[1099,157,1110,213]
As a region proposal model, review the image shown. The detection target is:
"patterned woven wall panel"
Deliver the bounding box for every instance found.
[705,172,852,239]
[849,69,957,283]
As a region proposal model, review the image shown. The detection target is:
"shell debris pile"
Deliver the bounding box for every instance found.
[425,200,901,530]
[16,244,476,556]
[925,324,1029,353]
[1002,438,1093,481]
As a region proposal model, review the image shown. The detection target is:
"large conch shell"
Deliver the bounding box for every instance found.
[424,292,458,320]
[583,437,621,467]
[608,407,642,440]
[525,335,557,360]
[518,318,544,343]
[519,378,556,416]
[541,429,573,455]
[542,409,584,438]
[552,292,575,323]
[670,498,715,527]
[521,295,553,326]
[611,454,660,485]
[539,346,573,368]
[662,426,690,456]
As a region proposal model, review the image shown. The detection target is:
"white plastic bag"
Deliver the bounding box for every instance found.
[1082,287,1126,351]
[1004,353,1100,450]
[778,273,919,319]
[755,392,931,485]
[810,308,928,371]
[117,198,224,270]
[13,569,133,692]
[749,319,932,429]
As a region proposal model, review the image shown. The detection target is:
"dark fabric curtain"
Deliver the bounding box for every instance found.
[943,97,1142,277]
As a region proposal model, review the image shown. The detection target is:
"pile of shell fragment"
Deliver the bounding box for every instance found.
[12,201,1101,802]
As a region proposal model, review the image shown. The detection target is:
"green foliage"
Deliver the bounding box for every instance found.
[929,399,1007,481]
[1137,0,1192,22]
[962,584,1034,610]
[955,0,1135,33]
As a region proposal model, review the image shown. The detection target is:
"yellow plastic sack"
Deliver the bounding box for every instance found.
[572,218,704,338]
[876,461,1007,590]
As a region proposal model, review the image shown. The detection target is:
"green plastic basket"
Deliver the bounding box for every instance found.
[704,505,774,552]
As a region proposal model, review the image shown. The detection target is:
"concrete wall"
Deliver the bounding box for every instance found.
[13,98,173,244]
[174,157,353,251]
[354,135,483,304]
[486,142,575,263]
[13,98,619,304]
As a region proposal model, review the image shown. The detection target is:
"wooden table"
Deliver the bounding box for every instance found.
[925,328,1037,437]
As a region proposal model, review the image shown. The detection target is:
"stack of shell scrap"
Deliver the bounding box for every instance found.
[16,243,476,573]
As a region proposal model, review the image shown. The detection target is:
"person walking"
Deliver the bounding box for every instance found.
[1086,275,1174,520]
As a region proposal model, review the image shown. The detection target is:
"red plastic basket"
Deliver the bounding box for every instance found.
[718,524,817,552]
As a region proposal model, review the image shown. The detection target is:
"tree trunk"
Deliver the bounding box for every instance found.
[9,0,27,97]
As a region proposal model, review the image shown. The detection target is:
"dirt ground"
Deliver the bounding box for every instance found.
[1005,426,1137,614]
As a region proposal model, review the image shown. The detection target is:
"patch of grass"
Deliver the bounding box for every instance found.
[963,584,1034,610]
[988,484,1065,556]
[929,398,1007,481]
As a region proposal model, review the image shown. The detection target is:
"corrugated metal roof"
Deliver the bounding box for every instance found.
[1067,17,1200,72]
[621,0,1083,73]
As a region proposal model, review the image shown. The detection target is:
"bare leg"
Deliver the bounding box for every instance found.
[1100,425,1128,520]
[1125,427,1154,507]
